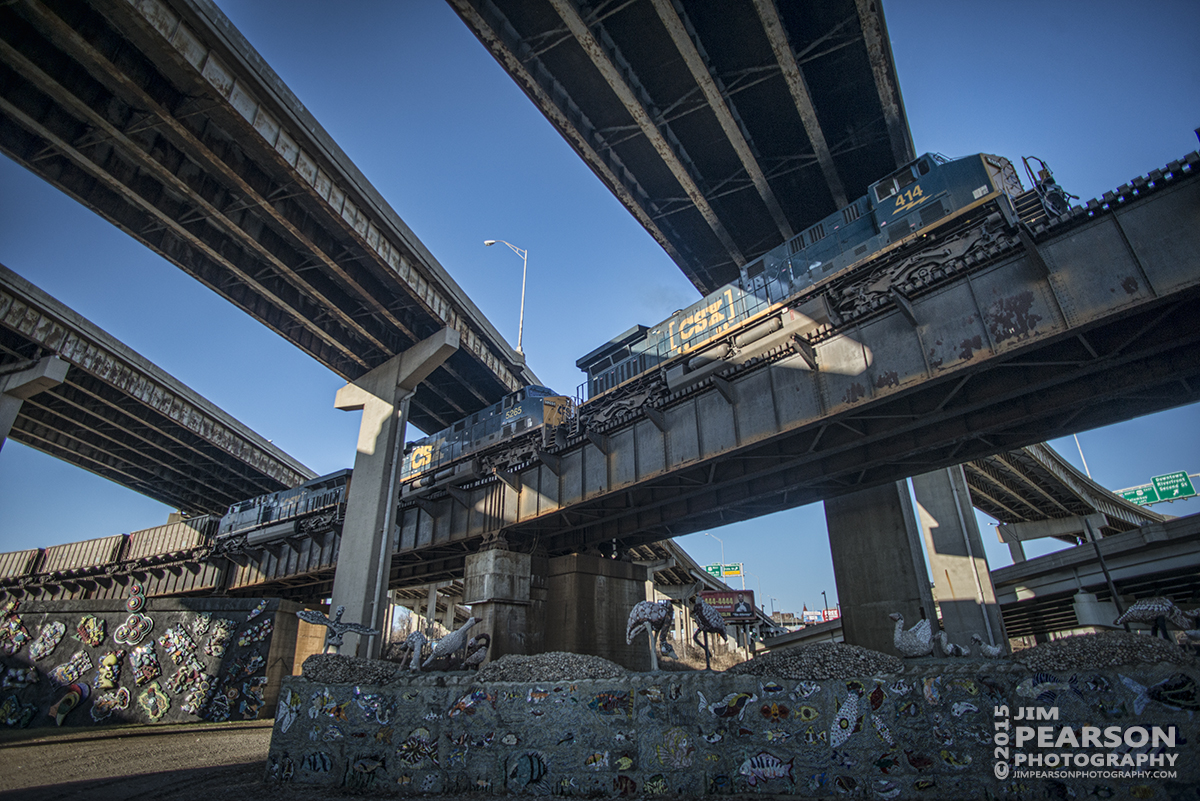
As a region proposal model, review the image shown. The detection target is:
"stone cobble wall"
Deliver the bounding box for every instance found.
[266,660,1200,799]
[0,596,296,729]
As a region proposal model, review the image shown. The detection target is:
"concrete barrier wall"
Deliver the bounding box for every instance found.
[0,596,300,729]
[266,662,1199,798]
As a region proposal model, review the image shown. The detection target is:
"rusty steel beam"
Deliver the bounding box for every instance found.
[544,0,746,268]
[853,0,914,166]
[653,0,794,241]
[753,0,848,210]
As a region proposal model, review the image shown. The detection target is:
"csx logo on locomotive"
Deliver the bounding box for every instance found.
[669,289,736,351]
[410,444,433,471]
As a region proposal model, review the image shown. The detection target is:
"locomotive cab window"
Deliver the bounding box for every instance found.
[874,178,898,203]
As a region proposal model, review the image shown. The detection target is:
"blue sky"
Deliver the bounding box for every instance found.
[0,1,1196,617]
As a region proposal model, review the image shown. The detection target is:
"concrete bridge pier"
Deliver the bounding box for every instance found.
[544,554,650,671]
[913,465,1008,654]
[462,547,547,662]
[0,355,68,452]
[330,327,459,658]
[825,480,937,655]
[462,548,651,669]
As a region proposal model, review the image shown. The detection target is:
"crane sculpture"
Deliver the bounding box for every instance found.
[888,612,934,658]
[461,633,491,669]
[422,616,479,669]
[399,630,428,671]
[1115,597,1198,641]
[971,634,1006,659]
[625,600,677,671]
[296,605,379,655]
[688,583,728,670]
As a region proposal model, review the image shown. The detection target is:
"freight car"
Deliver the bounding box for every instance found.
[400,384,574,495]
[577,152,1069,398]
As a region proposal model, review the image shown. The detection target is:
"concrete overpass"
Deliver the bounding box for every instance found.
[0,0,537,435]
[992,512,1200,640]
[0,262,312,515]
[452,0,914,294]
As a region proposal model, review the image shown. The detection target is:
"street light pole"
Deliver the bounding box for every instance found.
[703,532,725,579]
[484,239,528,355]
[745,571,763,609]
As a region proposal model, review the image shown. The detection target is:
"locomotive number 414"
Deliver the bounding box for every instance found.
[893,184,927,214]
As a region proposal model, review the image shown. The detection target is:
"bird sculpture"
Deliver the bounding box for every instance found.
[422,616,479,669]
[461,633,491,669]
[889,612,934,658]
[399,630,428,671]
[689,585,728,670]
[936,630,970,657]
[1114,597,1197,641]
[970,634,1006,659]
[296,606,380,654]
[625,600,677,671]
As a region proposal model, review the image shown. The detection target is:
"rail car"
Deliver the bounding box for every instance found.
[214,468,351,549]
[577,152,1068,399]
[400,385,574,492]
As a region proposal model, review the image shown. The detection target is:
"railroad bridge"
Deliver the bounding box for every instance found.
[3,153,1195,660]
[1,0,1198,662]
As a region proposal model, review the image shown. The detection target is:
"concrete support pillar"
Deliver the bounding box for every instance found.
[441,592,459,630]
[825,480,936,655]
[1007,539,1027,564]
[425,584,439,629]
[913,466,1008,653]
[330,328,459,657]
[0,356,69,452]
[463,548,546,662]
[544,554,650,671]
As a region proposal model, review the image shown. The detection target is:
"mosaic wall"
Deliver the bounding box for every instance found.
[267,663,1200,799]
[0,595,296,729]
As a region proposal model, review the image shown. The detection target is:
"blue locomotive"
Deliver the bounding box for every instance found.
[400,385,574,484]
[578,152,1046,398]
[216,468,351,547]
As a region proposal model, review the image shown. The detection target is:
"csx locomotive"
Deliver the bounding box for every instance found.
[577,152,1062,398]
[214,468,351,549]
[400,385,574,484]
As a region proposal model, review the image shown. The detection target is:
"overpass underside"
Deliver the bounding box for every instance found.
[385,156,1200,583]
[453,0,913,293]
[1,263,313,514]
[0,0,535,435]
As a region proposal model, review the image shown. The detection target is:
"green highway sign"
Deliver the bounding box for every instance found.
[704,564,723,577]
[722,563,743,577]
[1120,485,1159,506]
[1151,471,1197,501]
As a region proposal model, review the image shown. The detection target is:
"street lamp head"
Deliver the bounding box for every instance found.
[483,240,496,246]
